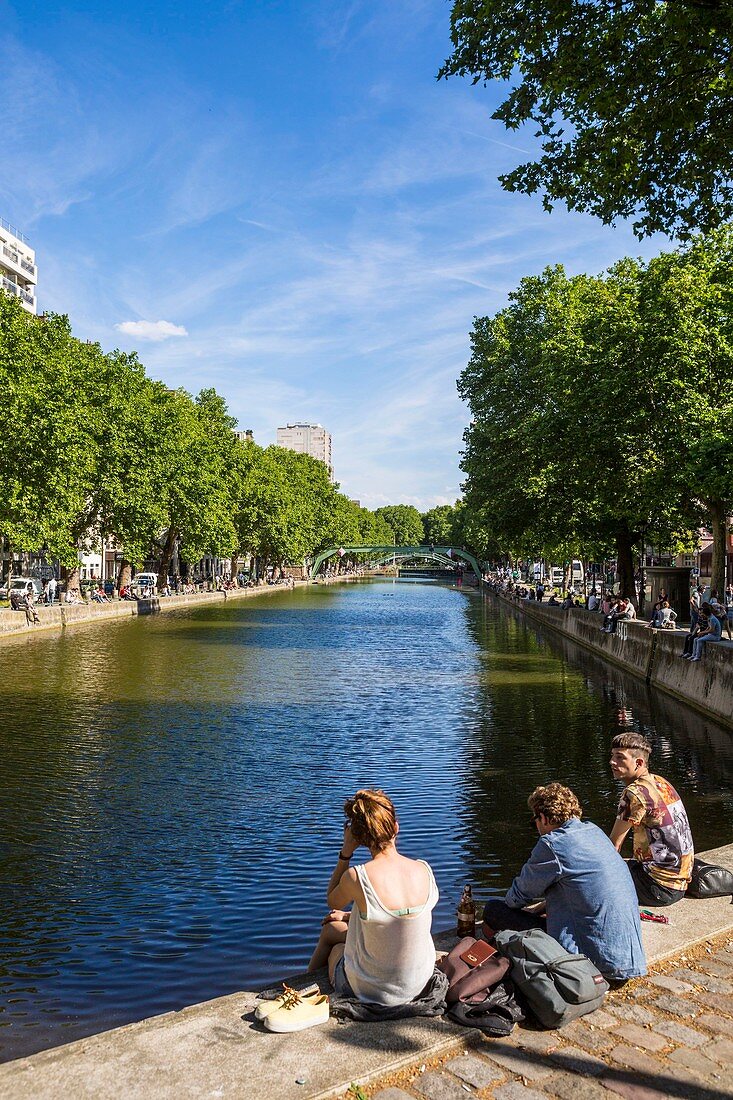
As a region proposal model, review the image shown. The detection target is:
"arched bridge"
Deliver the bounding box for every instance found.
[311,545,483,586]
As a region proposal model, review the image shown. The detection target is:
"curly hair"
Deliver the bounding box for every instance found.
[528,783,583,826]
[344,789,397,853]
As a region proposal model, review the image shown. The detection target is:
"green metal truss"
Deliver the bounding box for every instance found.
[311,545,483,586]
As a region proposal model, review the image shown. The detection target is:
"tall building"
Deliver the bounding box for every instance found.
[0,217,36,314]
[276,422,333,479]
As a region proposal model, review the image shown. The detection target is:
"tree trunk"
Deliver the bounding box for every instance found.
[2,537,11,585]
[117,559,132,591]
[709,499,727,597]
[616,523,637,607]
[66,565,81,597]
[229,553,238,578]
[157,527,177,591]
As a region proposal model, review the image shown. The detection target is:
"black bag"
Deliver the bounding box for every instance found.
[495,927,608,1029]
[687,858,733,899]
[445,979,524,1036]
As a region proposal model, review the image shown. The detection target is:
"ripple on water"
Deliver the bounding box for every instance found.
[0,580,732,1061]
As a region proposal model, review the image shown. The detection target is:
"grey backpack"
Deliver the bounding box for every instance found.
[495,927,609,1028]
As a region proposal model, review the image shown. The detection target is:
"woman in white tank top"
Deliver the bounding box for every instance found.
[308,789,439,1007]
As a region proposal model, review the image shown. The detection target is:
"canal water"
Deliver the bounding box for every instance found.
[1,580,732,1061]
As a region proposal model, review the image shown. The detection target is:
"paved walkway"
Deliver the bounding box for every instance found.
[1,847,731,1100]
[366,933,733,1100]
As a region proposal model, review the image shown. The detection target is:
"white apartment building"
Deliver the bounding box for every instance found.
[276,422,333,479]
[0,217,37,314]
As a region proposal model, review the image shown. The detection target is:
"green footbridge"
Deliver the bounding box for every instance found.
[311,545,483,587]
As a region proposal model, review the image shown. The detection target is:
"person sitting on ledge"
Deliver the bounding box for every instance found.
[308,789,441,1011]
[482,782,646,982]
[609,733,694,907]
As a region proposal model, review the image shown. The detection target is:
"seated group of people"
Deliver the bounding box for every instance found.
[309,734,694,1010]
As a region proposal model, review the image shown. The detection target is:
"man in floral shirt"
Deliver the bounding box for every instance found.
[609,733,694,907]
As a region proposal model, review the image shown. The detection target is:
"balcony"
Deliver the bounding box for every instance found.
[19,287,34,306]
[21,258,35,275]
[2,276,19,295]
[3,244,18,264]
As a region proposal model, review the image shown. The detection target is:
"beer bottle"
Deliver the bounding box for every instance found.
[456,883,476,936]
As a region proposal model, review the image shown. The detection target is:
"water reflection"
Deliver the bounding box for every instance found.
[0,582,731,1061]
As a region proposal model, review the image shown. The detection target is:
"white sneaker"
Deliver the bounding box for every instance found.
[264,993,330,1032]
[254,984,321,1021]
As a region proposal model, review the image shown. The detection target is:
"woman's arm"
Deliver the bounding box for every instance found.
[326,824,360,910]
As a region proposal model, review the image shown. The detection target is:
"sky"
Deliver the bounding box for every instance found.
[0,0,667,510]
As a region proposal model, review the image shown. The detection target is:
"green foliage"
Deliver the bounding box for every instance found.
[421,503,458,545]
[0,296,394,580]
[439,0,733,238]
[374,504,424,545]
[458,229,733,593]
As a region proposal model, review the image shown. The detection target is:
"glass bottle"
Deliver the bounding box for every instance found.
[456,883,476,937]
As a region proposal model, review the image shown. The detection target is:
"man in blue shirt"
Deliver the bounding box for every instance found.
[482,783,646,982]
[688,602,722,661]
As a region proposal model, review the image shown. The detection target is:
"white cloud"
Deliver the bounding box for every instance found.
[115,320,189,342]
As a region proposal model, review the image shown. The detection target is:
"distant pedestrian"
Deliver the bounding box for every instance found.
[24,589,40,625]
[46,577,57,605]
[689,585,703,631]
[685,602,722,661]
[725,583,733,641]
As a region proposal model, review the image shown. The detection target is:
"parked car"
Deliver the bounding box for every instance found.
[1,576,43,602]
[130,572,159,597]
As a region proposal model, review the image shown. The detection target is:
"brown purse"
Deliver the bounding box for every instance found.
[437,936,511,1004]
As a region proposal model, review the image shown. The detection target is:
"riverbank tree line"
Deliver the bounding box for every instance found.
[0,296,449,590]
[456,228,733,599]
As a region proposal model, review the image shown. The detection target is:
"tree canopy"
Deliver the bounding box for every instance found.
[0,296,406,587]
[458,229,733,596]
[439,0,733,238]
[374,505,425,545]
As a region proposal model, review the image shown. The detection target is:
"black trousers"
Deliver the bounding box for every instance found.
[482,899,546,938]
[628,860,686,907]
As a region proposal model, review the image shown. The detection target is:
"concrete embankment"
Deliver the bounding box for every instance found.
[0,582,306,642]
[497,594,733,731]
[2,845,732,1100]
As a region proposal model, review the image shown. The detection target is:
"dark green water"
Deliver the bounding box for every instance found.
[1,580,731,1062]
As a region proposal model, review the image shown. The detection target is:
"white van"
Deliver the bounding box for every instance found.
[571,560,584,588]
[1,576,43,601]
[130,572,158,596]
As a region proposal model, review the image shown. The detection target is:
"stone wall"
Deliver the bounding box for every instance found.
[498,594,732,731]
[0,585,301,641]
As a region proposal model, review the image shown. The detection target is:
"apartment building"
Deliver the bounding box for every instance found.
[0,217,36,314]
[276,421,333,479]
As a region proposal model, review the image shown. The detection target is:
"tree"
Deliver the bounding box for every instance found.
[439,0,733,238]
[374,505,424,546]
[0,299,101,581]
[458,231,733,601]
[422,504,457,545]
[156,387,238,588]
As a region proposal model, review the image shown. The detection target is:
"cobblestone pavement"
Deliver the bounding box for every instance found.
[359,934,733,1100]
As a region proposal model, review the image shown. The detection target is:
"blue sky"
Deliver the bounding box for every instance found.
[0,0,667,509]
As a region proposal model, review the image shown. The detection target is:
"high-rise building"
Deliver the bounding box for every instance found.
[0,217,36,314]
[276,422,333,479]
